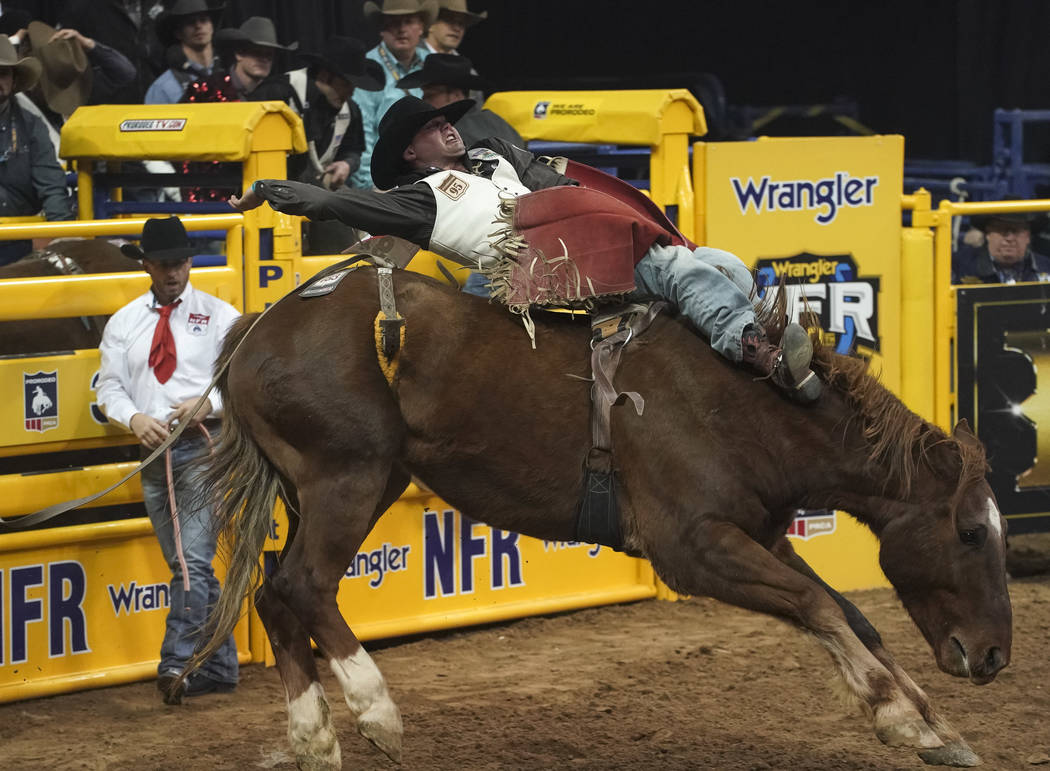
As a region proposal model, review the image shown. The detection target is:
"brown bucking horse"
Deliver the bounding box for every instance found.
[190,265,1011,769]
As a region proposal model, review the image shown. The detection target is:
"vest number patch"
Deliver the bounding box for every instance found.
[436,174,469,200]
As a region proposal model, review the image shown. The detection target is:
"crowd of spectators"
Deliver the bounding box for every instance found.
[0,0,499,261]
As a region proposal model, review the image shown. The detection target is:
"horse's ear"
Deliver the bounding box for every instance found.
[953,419,981,449]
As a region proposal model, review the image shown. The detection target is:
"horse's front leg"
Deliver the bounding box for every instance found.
[771,536,980,767]
[648,519,947,757]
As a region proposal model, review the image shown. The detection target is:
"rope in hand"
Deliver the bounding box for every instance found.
[165,421,214,594]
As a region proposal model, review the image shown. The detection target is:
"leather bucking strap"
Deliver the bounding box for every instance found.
[576,301,667,551]
[374,267,405,386]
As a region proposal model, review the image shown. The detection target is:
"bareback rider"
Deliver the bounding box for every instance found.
[232,96,821,402]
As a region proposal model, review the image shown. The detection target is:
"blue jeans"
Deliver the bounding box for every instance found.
[632,244,757,362]
[462,270,493,298]
[141,433,238,684]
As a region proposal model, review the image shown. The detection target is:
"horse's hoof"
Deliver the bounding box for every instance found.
[874,703,942,748]
[919,741,982,767]
[358,700,404,764]
[295,754,341,771]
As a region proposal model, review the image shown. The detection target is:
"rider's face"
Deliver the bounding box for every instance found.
[403,116,465,169]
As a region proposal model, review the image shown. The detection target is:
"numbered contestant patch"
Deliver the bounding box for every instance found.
[436,173,469,200]
[24,370,58,432]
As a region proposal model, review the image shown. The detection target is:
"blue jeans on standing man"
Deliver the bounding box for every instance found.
[140,431,238,685]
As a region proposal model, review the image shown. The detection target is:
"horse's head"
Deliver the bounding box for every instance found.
[876,420,1012,685]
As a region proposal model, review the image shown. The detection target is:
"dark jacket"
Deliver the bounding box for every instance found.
[0,101,72,221]
[287,80,366,185]
[455,106,525,150]
[953,244,1050,284]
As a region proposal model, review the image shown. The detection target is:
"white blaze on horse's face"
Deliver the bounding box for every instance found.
[984,497,1003,540]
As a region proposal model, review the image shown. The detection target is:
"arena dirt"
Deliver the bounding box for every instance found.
[1,571,1047,769]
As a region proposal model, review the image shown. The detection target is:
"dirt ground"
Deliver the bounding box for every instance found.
[2,547,1049,771]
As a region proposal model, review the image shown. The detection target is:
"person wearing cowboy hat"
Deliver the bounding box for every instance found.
[97,216,241,703]
[351,0,437,189]
[424,0,486,56]
[953,204,1050,284]
[145,0,225,104]
[397,53,521,149]
[0,33,72,266]
[286,36,383,192]
[214,16,297,100]
[230,95,821,402]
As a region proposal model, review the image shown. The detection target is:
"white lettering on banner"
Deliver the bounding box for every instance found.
[108,581,170,616]
[730,172,879,225]
[119,118,187,132]
[541,540,603,558]
[422,509,524,599]
[1,561,90,665]
[343,543,411,588]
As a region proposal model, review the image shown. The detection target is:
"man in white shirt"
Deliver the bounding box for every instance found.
[97,216,241,704]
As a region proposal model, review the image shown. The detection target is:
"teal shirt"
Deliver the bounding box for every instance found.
[351,42,429,189]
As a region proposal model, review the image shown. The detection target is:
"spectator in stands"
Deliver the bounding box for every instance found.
[97,216,240,705]
[145,0,225,104]
[58,0,166,103]
[424,0,485,55]
[290,36,382,189]
[0,35,72,266]
[232,96,822,403]
[397,53,521,148]
[953,209,1050,284]
[214,16,297,100]
[351,0,435,189]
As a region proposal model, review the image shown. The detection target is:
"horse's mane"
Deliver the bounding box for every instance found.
[754,292,987,498]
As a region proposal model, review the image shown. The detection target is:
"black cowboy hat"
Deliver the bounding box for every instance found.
[395,53,488,92]
[299,36,382,91]
[121,217,197,263]
[214,16,298,52]
[371,95,474,189]
[156,0,225,47]
[970,196,1046,232]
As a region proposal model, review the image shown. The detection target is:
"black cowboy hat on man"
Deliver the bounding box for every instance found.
[298,36,383,92]
[156,0,225,47]
[396,53,488,93]
[370,95,474,190]
[121,216,198,264]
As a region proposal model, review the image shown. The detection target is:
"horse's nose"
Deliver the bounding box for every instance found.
[975,646,1008,679]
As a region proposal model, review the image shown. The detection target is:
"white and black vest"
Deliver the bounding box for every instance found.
[422,148,530,269]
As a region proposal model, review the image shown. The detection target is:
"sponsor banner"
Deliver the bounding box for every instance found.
[0,522,249,701]
[956,284,1050,533]
[265,492,655,643]
[119,118,186,132]
[23,371,58,433]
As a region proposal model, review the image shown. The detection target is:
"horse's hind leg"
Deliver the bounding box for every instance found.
[256,580,341,770]
[273,463,410,764]
[771,537,979,768]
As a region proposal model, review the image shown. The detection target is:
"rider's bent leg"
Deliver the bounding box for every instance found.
[633,244,821,402]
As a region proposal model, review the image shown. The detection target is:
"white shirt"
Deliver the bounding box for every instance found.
[97,282,240,429]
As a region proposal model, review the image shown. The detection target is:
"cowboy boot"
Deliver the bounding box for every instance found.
[741,322,822,403]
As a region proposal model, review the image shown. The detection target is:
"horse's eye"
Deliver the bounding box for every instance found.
[959,525,987,547]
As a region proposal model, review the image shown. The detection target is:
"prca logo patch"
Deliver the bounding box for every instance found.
[24,370,58,432]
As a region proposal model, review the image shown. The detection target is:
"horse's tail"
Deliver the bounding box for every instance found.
[181,312,280,684]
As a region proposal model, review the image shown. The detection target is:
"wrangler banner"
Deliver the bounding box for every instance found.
[697,135,906,587]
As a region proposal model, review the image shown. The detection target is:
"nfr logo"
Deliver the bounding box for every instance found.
[24,370,58,432]
[1,561,90,665]
[755,253,880,354]
[423,509,524,599]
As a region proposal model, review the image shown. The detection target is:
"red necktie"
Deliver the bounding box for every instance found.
[149,300,180,384]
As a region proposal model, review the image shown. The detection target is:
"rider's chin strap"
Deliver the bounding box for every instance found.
[374,266,405,386]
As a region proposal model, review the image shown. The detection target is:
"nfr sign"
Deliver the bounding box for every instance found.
[423,510,524,599]
[1,561,90,665]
